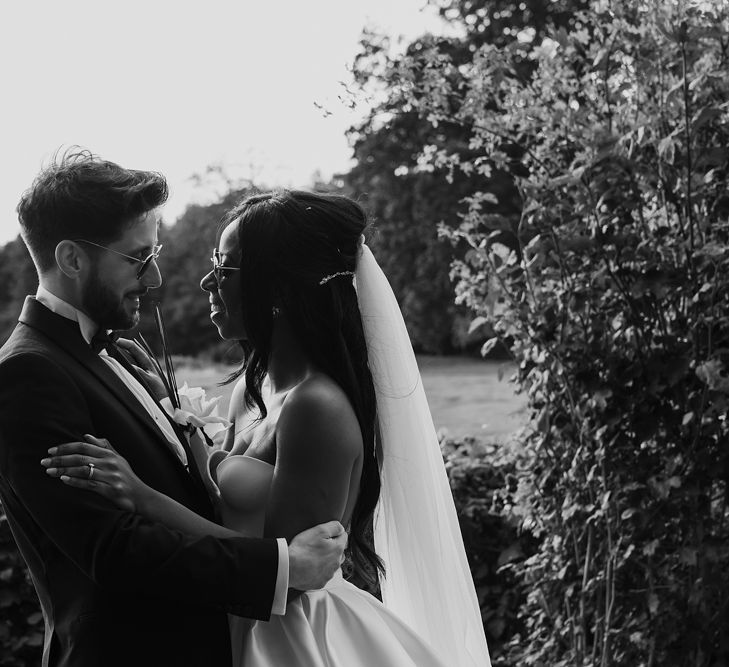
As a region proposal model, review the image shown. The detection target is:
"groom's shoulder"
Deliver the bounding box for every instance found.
[0,321,58,371]
[1,317,42,353]
[0,343,76,403]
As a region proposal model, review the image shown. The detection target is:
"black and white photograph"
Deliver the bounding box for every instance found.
[1,1,728,665]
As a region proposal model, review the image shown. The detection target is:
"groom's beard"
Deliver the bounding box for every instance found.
[81,266,140,331]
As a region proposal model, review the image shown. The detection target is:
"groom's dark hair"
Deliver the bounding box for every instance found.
[17,146,168,273]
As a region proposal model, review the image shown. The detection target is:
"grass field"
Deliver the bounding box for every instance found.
[176,355,528,442]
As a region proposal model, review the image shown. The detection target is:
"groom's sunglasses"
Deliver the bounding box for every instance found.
[211,249,241,283]
[74,239,163,280]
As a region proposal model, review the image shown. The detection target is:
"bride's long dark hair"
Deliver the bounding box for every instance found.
[221,189,383,584]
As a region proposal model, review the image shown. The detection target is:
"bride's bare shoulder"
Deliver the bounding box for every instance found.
[286,373,354,414]
[277,374,362,459]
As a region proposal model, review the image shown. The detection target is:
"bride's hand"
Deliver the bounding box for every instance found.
[41,435,143,512]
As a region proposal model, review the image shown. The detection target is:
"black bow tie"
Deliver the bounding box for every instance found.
[90,330,120,354]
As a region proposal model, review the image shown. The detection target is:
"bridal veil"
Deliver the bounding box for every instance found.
[354,242,492,667]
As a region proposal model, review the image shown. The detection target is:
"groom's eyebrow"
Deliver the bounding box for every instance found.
[127,243,154,257]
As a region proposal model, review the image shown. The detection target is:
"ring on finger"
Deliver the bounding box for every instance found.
[88,462,95,480]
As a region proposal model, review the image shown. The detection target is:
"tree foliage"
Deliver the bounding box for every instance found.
[345,26,523,354]
[0,238,38,343]
[378,0,729,663]
[135,187,257,361]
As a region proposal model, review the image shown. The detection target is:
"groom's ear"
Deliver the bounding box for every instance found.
[55,240,86,279]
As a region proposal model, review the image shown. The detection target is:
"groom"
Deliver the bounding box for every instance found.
[0,149,346,667]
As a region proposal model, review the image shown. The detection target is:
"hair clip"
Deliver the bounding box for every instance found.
[319,271,355,286]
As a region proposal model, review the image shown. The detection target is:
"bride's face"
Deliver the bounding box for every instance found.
[200,221,245,340]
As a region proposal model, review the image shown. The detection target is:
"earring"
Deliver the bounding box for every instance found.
[272,306,281,318]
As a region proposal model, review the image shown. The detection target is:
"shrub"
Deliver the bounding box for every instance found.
[0,511,42,666]
[375,0,729,663]
[442,433,538,664]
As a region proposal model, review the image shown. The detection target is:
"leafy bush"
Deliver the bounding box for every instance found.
[442,433,538,664]
[0,512,42,666]
[370,0,729,663]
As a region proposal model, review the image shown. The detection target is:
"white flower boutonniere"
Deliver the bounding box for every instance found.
[160,382,231,436]
[137,303,231,447]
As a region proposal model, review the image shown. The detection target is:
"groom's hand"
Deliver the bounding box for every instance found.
[287,521,347,591]
[117,338,167,401]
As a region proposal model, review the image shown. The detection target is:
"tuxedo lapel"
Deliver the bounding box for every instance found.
[106,337,210,495]
[152,401,209,493]
[18,298,194,480]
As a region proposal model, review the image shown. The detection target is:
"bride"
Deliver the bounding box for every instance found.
[44,190,491,666]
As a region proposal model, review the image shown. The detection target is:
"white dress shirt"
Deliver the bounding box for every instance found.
[35,286,289,615]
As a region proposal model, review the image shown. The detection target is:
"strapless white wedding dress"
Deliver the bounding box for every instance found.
[215,453,448,667]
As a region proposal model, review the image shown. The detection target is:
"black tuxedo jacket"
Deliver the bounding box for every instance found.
[0,297,278,667]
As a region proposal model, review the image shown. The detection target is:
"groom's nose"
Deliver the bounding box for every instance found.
[141,258,162,289]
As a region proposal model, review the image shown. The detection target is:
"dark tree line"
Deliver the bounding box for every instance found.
[0,173,491,356]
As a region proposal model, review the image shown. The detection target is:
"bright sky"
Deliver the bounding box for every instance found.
[0,0,447,245]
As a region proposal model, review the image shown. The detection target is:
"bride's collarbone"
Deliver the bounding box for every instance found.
[229,387,293,462]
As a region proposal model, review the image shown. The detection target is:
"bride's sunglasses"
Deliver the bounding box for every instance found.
[211,249,241,283]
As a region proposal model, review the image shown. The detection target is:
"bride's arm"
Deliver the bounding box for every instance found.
[41,436,247,539]
[263,379,360,543]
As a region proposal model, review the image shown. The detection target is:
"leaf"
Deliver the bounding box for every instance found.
[480,337,499,357]
[592,46,610,69]
[667,476,681,489]
[468,316,489,335]
[601,490,612,509]
[658,136,675,164]
[524,234,542,253]
[691,106,723,134]
[497,542,523,567]
[682,411,694,426]
[26,611,43,625]
[696,359,729,391]
[643,539,660,556]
